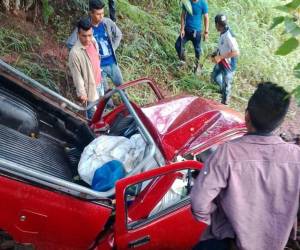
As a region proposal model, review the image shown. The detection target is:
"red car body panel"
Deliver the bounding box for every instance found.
[92,93,246,162]
[141,95,245,160]
[127,172,182,221]
[0,175,112,249]
[0,64,246,250]
[114,161,207,250]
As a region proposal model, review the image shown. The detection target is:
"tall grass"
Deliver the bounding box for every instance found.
[0,25,65,93]
[1,0,299,109]
[118,0,300,109]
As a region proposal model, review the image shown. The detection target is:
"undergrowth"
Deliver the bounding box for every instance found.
[0,0,299,110]
[117,0,300,110]
[0,24,64,93]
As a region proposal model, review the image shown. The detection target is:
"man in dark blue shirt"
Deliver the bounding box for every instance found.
[175,0,209,73]
[89,0,123,94]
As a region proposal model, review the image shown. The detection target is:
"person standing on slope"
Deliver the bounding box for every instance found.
[211,14,239,105]
[175,0,209,74]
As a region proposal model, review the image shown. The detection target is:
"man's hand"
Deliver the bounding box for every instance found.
[78,95,88,104]
[180,28,185,38]
[203,31,208,41]
[212,55,223,64]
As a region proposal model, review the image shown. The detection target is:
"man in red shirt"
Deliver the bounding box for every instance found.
[68,18,101,119]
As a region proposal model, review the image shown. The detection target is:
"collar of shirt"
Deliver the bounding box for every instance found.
[240,134,285,145]
[220,26,229,35]
[75,39,97,51]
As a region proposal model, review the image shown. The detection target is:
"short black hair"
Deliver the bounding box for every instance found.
[89,0,105,11]
[247,82,290,133]
[77,18,92,32]
[215,14,227,27]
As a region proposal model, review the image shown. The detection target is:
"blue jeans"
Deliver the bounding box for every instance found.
[86,102,96,120]
[212,64,235,104]
[86,85,103,119]
[192,238,232,250]
[175,28,202,61]
[101,63,123,93]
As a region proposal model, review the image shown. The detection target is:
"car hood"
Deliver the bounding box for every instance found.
[141,95,245,161]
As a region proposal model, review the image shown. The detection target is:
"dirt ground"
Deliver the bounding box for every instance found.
[1,12,69,68]
[276,100,300,144]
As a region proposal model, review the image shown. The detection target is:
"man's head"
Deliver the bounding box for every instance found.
[215,14,227,32]
[89,0,105,25]
[246,82,290,133]
[77,18,93,47]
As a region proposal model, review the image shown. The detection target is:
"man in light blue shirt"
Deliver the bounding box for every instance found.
[175,0,209,73]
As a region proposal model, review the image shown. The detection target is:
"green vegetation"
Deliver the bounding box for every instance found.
[0,22,64,94]
[117,0,300,110]
[0,0,299,109]
[0,27,40,54]
[41,0,55,24]
[270,0,300,103]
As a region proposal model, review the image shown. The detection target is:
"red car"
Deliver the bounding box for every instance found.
[0,59,246,250]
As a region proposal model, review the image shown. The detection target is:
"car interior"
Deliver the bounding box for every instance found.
[0,73,163,197]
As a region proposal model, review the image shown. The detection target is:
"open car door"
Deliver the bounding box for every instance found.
[114,161,207,250]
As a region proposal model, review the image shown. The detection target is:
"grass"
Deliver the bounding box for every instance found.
[0,27,40,54]
[0,21,65,94]
[117,0,300,110]
[0,0,299,110]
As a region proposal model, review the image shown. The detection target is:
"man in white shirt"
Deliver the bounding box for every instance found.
[211,14,239,105]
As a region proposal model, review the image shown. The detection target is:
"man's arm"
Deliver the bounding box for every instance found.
[68,52,87,102]
[214,50,239,64]
[190,146,230,225]
[214,36,240,63]
[203,13,209,41]
[108,18,122,51]
[114,24,122,50]
[180,10,186,38]
[66,27,78,50]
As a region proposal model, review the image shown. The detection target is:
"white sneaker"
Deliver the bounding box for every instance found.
[194,64,202,75]
[178,60,186,66]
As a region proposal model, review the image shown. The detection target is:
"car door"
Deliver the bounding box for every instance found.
[0,174,112,250]
[114,161,207,250]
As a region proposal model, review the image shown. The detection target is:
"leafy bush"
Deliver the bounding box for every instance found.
[1,0,300,109]
[41,0,54,24]
[270,0,300,103]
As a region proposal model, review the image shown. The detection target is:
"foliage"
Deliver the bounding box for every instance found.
[0,25,65,93]
[41,0,54,24]
[270,0,300,103]
[0,27,40,54]
[117,0,300,110]
[1,0,300,109]
[70,0,88,11]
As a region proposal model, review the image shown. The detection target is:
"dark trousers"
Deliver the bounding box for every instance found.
[192,238,232,250]
[108,0,116,22]
[175,28,202,61]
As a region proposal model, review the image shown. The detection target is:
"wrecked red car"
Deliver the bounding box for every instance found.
[0,59,246,250]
